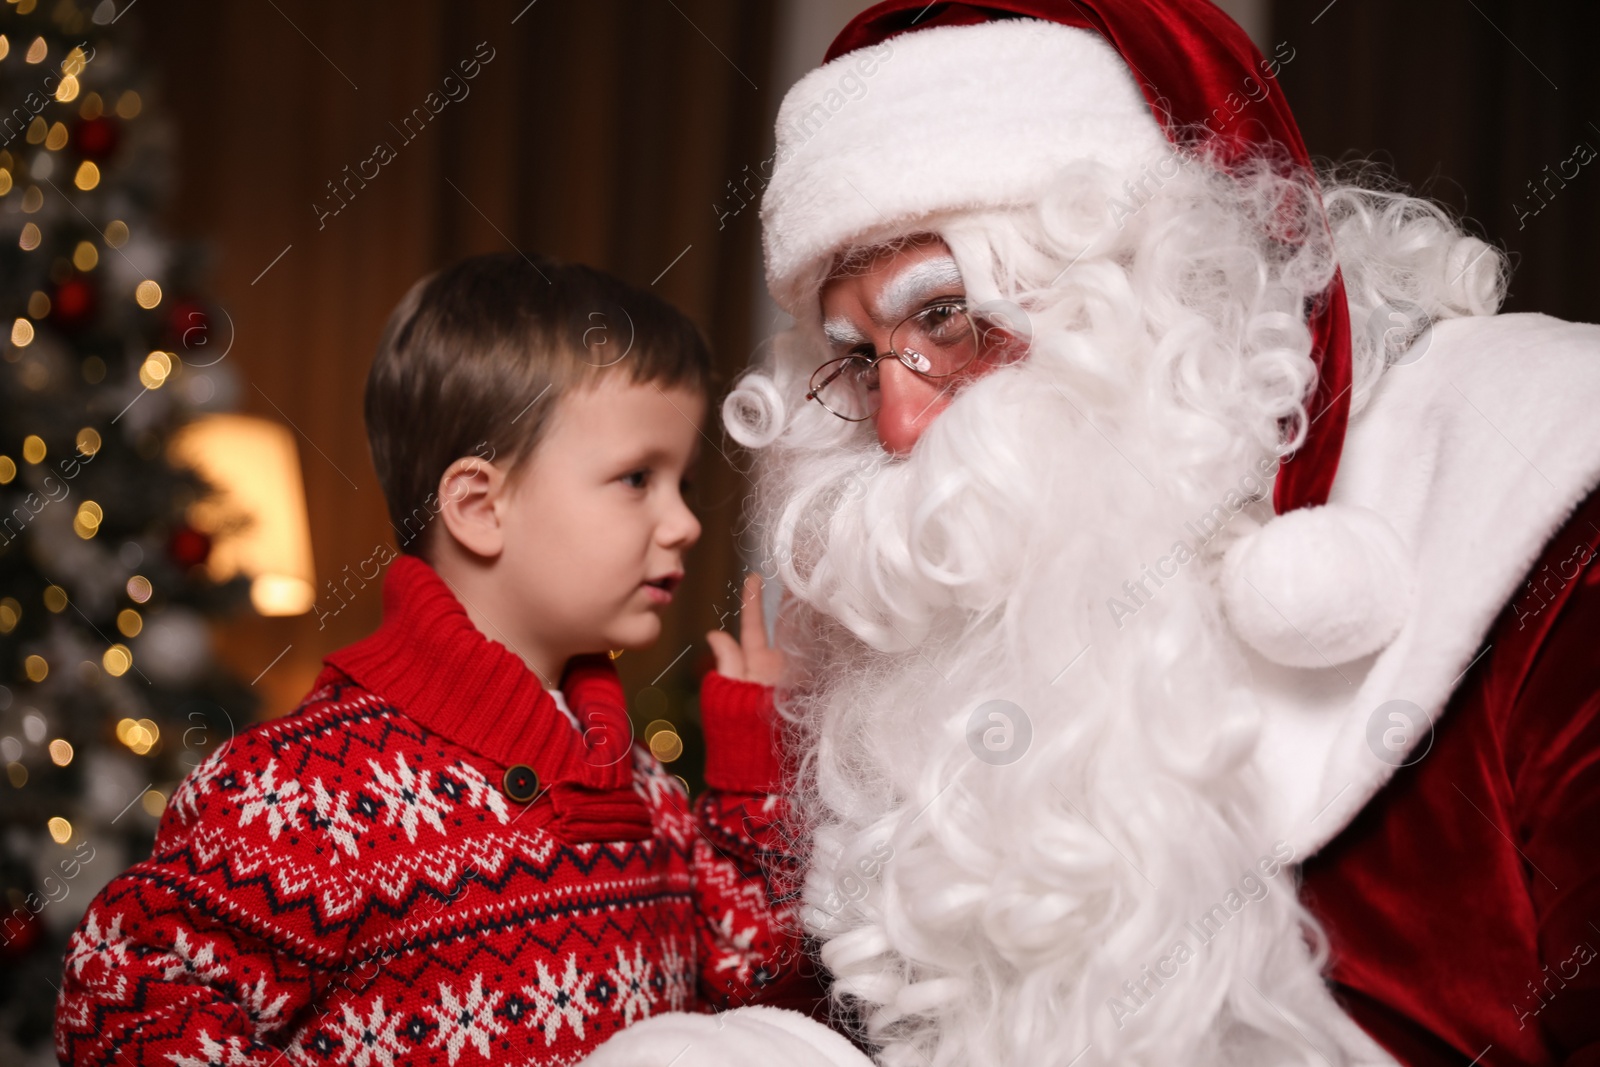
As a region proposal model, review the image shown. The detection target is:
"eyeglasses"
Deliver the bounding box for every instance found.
[806,302,988,422]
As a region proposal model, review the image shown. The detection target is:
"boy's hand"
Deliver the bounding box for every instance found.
[705,573,785,686]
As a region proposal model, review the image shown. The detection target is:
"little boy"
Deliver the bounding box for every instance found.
[55,253,811,1066]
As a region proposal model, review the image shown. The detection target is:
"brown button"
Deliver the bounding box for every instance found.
[502,765,540,803]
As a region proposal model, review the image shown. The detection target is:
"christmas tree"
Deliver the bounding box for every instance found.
[1,1,255,1061]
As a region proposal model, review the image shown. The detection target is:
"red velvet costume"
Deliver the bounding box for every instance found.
[1301,486,1600,1065]
[54,556,813,1067]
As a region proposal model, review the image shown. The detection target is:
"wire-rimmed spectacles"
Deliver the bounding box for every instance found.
[805,301,987,422]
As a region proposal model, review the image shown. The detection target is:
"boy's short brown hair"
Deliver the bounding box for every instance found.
[366,251,712,556]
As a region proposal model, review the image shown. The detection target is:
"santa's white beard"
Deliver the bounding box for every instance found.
[750,333,1375,1067]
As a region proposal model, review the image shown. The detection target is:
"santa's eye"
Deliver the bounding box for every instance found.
[848,359,881,391]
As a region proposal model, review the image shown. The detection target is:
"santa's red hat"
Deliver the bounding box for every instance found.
[761,1,1409,669]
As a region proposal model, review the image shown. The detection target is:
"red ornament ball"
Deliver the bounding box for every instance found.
[168,525,213,569]
[72,115,121,161]
[165,299,211,356]
[0,898,41,958]
[50,276,96,330]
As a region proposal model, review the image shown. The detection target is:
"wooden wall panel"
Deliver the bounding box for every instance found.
[139,0,778,722]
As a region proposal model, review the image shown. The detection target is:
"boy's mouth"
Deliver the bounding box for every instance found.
[641,572,682,604]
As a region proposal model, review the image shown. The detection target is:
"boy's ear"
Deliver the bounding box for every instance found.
[436,456,508,559]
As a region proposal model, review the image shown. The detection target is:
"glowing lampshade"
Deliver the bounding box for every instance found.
[169,414,317,616]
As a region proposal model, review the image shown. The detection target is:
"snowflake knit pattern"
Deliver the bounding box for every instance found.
[55,556,817,1067]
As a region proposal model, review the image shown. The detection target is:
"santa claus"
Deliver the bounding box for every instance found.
[586,1,1600,1065]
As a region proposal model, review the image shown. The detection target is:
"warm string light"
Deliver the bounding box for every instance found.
[644,718,684,763]
[115,717,159,754]
[139,350,172,387]
[72,500,102,539]
[102,644,132,677]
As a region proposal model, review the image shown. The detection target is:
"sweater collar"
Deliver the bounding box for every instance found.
[325,554,651,840]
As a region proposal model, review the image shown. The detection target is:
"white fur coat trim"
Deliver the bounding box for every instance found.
[1249,312,1600,857]
[760,19,1168,313]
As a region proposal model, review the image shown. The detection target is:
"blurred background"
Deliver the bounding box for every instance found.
[1,0,1595,1059]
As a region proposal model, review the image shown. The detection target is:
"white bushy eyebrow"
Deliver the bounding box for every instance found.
[824,316,870,347]
[822,255,964,349]
[873,255,964,324]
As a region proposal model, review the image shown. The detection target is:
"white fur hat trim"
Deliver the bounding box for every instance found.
[760,18,1171,312]
[1221,503,1417,669]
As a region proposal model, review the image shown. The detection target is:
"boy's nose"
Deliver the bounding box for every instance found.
[874,360,953,456]
[661,499,701,548]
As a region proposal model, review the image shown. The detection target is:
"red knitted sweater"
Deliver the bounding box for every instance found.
[54,556,813,1067]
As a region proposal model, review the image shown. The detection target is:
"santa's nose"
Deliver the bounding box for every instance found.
[873,359,952,456]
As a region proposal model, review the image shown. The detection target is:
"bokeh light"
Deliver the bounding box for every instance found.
[102,644,132,677]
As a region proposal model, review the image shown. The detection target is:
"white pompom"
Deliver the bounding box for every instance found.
[1220,503,1415,668]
